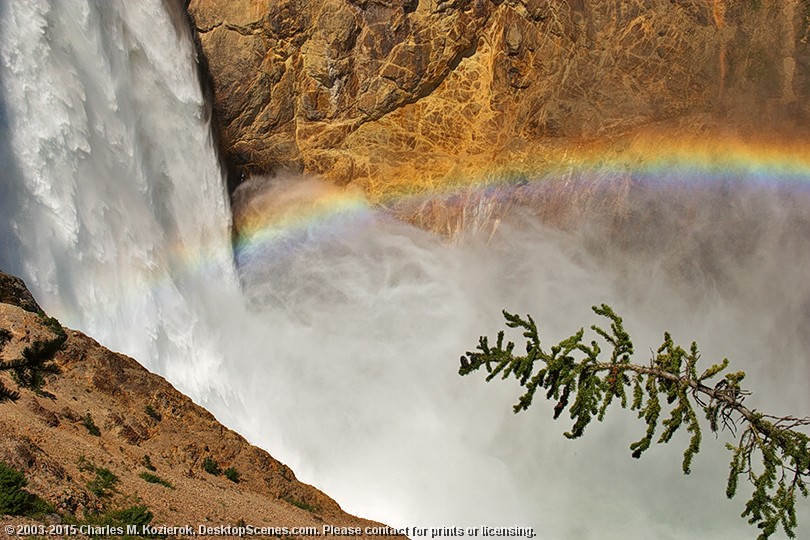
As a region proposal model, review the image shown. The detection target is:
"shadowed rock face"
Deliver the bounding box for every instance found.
[0,271,41,313]
[187,0,810,190]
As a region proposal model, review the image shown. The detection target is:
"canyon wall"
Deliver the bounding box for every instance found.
[186,0,810,196]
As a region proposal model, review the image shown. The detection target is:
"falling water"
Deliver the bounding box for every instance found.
[0,0,240,401]
[0,2,807,539]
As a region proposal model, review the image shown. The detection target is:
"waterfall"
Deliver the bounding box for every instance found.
[0,0,239,400]
[1,1,808,539]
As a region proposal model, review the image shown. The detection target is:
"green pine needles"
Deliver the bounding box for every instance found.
[0,316,65,402]
[459,304,809,539]
[0,461,52,516]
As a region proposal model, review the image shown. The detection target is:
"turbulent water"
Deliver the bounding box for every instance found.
[0,0,242,401]
[1,2,808,540]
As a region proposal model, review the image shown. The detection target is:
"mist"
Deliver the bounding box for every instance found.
[217,174,810,539]
[0,1,808,539]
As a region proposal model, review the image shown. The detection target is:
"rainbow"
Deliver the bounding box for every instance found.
[233,183,373,260]
[233,133,810,255]
[53,133,810,327]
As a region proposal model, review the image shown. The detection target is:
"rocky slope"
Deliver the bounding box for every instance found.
[187,0,810,196]
[0,272,401,539]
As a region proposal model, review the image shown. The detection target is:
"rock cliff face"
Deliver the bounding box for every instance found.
[0,273,41,314]
[187,0,809,195]
[0,271,399,537]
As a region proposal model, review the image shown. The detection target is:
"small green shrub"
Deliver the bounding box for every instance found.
[282,494,318,513]
[224,467,240,483]
[138,472,173,489]
[87,467,118,498]
[144,404,162,422]
[82,413,100,436]
[141,454,156,471]
[202,457,221,476]
[66,504,156,538]
[107,505,153,527]
[0,461,35,515]
[0,462,52,516]
[76,455,93,472]
[78,458,119,498]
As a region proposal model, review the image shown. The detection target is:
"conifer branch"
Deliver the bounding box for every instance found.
[460,304,809,539]
[0,317,65,403]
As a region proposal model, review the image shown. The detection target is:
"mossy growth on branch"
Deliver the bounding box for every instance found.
[460,304,809,539]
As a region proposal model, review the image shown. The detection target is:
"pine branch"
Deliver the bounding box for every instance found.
[0,381,20,402]
[0,328,17,403]
[0,317,66,403]
[459,304,810,539]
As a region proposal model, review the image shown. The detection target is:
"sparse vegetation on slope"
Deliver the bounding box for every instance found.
[0,279,400,536]
[78,457,119,498]
[139,472,174,489]
[202,456,221,476]
[0,315,65,402]
[224,466,241,483]
[0,461,52,516]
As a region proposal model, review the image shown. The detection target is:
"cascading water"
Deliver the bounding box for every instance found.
[1,2,808,539]
[0,0,242,403]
